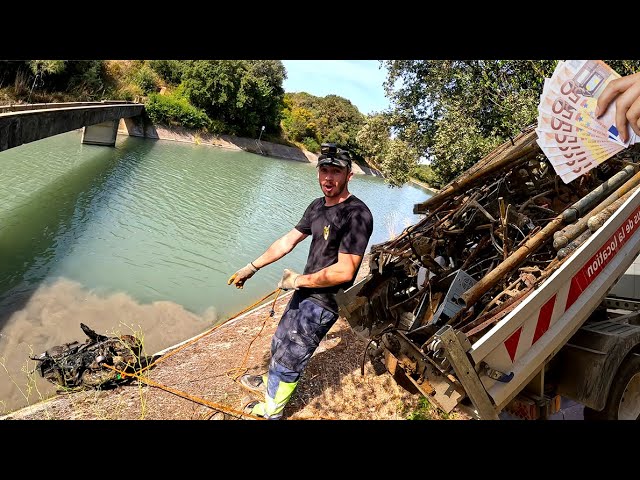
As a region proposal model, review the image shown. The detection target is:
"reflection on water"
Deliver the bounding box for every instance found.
[0,130,431,413]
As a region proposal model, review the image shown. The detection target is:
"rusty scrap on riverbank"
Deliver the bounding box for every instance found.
[339,125,640,351]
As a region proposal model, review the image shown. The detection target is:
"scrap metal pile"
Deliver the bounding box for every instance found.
[31,323,154,391]
[338,125,640,356]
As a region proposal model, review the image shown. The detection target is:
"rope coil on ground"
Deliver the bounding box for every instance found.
[105,287,338,419]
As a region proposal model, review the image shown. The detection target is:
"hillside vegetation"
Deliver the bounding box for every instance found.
[0,60,429,188]
[12,60,638,188]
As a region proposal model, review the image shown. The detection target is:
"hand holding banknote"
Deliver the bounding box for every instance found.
[596,72,640,143]
[536,60,638,184]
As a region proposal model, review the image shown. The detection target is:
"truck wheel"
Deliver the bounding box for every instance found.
[584,354,640,420]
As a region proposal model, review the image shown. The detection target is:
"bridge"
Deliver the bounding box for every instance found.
[0,101,146,153]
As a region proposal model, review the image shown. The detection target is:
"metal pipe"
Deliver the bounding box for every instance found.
[561,165,636,223]
[460,216,565,309]
[557,229,592,260]
[587,187,638,232]
[553,169,640,250]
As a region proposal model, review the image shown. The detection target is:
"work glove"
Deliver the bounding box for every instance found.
[278,268,301,291]
[227,262,259,289]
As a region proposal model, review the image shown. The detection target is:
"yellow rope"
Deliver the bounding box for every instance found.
[225,288,282,381]
[137,288,281,375]
[102,364,264,420]
[106,287,338,420]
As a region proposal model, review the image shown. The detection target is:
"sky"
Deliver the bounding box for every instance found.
[281,60,390,116]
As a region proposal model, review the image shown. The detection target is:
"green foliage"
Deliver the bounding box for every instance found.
[115,85,142,102]
[313,95,365,153]
[180,60,286,137]
[281,91,365,155]
[69,61,107,97]
[28,60,66,76]
[145,92,211,130]
[0,61,26,85]
[134,64,161,95]
[405,396,448,420]
[383,60,553,184]
[412,164,440,188]
[32,61,108,98]
[281,104,316,142]
[148,60,186,86]
[383,59,640,185]
[606,60,640,77]
[301,137,320,152]
[379,139,419,188]
[207,118,227,135]
[356,113,391,159]
[356,113,419,187]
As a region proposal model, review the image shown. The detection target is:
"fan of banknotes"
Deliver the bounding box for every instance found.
[536,60,638,184]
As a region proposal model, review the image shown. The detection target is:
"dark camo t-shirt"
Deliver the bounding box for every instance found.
[294,195,373,313]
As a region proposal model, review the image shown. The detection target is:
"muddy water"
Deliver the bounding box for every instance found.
[0,131,430,413]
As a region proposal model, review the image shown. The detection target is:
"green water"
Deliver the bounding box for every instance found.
[0,130,430,412]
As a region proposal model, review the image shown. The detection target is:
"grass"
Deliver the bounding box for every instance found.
[404,396,451,420]
[0,343,57,417]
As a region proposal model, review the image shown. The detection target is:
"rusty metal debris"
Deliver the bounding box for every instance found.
[31,323,155,391]
[338,126,640,355]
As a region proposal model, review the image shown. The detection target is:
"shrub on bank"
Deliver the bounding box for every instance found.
[301,136,320,153]
[145,92,211,130]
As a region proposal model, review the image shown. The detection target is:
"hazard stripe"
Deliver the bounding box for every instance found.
[488,199,640,369]
[504,326,522,362]
[566,204,640,310]
[532,294,556,345]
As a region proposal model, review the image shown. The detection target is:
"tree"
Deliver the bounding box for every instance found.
[180,60,286,136]
[281,92,365,153]
[382,60,640,185]
[27,61,106,97]
[313,95,365,153]
[148,60,186,86]
[356,113,419,187]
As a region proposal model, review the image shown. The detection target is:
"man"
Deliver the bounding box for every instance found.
[227,143,374,419]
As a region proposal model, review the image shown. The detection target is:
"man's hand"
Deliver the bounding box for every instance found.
[596,72,640,143]
[227,262,259,289]
[278,268,300,291]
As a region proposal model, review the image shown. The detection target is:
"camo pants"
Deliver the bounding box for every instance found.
[262,292,338,417]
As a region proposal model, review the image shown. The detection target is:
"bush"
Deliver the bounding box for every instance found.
[148,60,185,86]
[145,92,210,130]
[115,85,143,102]
[412,164,441,188]
[207,119,227,135]
[135,65,160,95]
[301,137,320,153]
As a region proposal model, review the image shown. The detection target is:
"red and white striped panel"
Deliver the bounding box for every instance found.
[504,203,640,364]
[469,190,640,406]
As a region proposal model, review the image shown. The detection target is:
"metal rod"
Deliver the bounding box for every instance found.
[561,165,637,223]
[554,172,640,250]
[587,186,638,232]
[460,216,565,309]
[413,128,540,214]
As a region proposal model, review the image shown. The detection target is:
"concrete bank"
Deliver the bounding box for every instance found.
[118,119,384,177]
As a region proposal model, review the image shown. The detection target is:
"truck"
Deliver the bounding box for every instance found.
[337,125,640,420]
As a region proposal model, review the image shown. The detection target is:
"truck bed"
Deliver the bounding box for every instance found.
[337,126,640,417]
[471,181,640,410]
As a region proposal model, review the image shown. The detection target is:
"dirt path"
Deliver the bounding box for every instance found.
[2,259,468,421]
